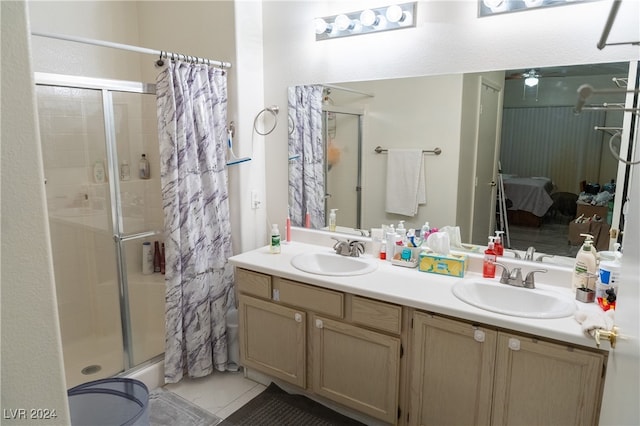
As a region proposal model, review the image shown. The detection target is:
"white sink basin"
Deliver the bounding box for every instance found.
[290,252,378,276]
[452,279,576,319]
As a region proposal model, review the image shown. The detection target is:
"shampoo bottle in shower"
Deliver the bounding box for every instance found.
[139,154,150,179]
[153,241,161,272]
[94,161,106,184]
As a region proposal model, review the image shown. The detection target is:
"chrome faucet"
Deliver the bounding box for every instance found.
[504,249,522,259]
[332,237,365,257]
[494,262,547,289]
[524,246,536,261]
[536,254,554,263]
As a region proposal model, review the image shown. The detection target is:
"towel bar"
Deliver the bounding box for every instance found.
[374,146,442,155]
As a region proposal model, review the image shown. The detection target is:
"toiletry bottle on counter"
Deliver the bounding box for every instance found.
[483,240,497,278]
[571,234,597,292]
[139,154,150,179]
[270,224,281,253]
[379,240,387,260]
[285,207,292,244]
[397,220,407,245]
[596,254,620,311]
[494,231,504,256]
[329,209,338,232]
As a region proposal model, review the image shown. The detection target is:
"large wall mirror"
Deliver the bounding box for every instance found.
[288,61,637,264]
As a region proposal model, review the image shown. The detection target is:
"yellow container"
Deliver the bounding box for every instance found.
[418,252,468,278]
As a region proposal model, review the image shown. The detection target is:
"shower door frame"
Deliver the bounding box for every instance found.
[322,105,364,230]
[35,72,162,373]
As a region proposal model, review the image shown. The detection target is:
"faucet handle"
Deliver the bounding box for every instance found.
[493,262,511,284]
[348,240,365,257]
[524,269,547,289]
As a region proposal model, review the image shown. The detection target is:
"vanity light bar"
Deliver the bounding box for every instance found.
[315,2,417,41]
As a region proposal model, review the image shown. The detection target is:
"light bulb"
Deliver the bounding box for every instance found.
[360,9,378,27]
[385,5,405,23]
[524,76,539,87]
[523,0,544,7]
[314,18,330,35]
[483,0,507,12]
[334,14,354,31]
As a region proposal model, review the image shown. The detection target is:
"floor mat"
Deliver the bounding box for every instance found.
[149,387,221,426]
[218,382,365,426]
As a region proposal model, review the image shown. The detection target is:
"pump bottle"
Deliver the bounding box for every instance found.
[329,209,338,232]
[571,234,597,292]
[494,231,504,256]
[483,240,497,278]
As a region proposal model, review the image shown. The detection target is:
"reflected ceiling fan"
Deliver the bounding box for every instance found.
[506,68,568,87]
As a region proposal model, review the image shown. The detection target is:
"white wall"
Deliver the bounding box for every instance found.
[1,1,71,423]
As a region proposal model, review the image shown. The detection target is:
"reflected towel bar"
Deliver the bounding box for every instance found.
[374,146,442,155]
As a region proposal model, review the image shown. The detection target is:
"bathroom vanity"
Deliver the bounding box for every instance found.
[229,235,608,426]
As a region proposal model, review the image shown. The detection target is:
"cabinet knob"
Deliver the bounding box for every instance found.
[508,337,521,351]
[294,313,302,323]
[474,329,486,343]
[315,319,323,329]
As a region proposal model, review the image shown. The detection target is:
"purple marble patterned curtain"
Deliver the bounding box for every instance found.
[156,61,234,384]
[288,85,325,228]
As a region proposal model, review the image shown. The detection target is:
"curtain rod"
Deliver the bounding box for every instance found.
[323,84,374,97]
[31,31,232,69]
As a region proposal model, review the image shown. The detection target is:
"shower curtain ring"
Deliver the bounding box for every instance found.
[156,51,165,67]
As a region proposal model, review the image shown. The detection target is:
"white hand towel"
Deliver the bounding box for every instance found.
[574,310,615,338]
[385,149,426,216]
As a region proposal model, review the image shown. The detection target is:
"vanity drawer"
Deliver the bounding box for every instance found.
[352,296,402,335]
[236,268,271,299]
[274,278,344,318]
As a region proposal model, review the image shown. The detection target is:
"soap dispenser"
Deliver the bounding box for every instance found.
[329,209,338,232]
[483,238,497,278]
[494,231,504,256]
[571,234,597,292]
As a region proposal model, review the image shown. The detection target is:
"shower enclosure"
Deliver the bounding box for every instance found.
[35,73,164,388]
[323,106,363,230]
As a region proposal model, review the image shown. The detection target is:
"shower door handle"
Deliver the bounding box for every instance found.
[115,230,161,243]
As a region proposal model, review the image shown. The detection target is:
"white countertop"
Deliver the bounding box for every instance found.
[229,240,609,351]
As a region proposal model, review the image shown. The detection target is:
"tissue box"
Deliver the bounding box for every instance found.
[418,252,468,278]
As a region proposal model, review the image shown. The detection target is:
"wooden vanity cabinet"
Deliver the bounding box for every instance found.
[409,312,606,426]
[236,268,402,425]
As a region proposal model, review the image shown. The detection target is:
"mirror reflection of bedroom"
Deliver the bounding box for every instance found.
[498,62,629,258]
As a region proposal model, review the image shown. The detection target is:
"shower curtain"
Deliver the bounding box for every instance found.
[156,61,234,383]
[288,85,325,228]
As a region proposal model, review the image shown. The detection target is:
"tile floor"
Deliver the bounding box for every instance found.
[162,370,265,420]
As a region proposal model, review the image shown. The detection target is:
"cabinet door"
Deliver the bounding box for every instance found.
[492,332,605,426]
[311,314,401,424]
[238,294,306,387]
[409,313,497,426]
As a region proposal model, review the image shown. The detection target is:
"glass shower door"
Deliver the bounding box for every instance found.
[37,84,124,388]
[36,74,164,388]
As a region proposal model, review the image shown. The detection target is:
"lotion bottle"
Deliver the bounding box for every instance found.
[329,209,338,232]
[572,234,597,292]
[270,224,281,253]
[483,240,497,278]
